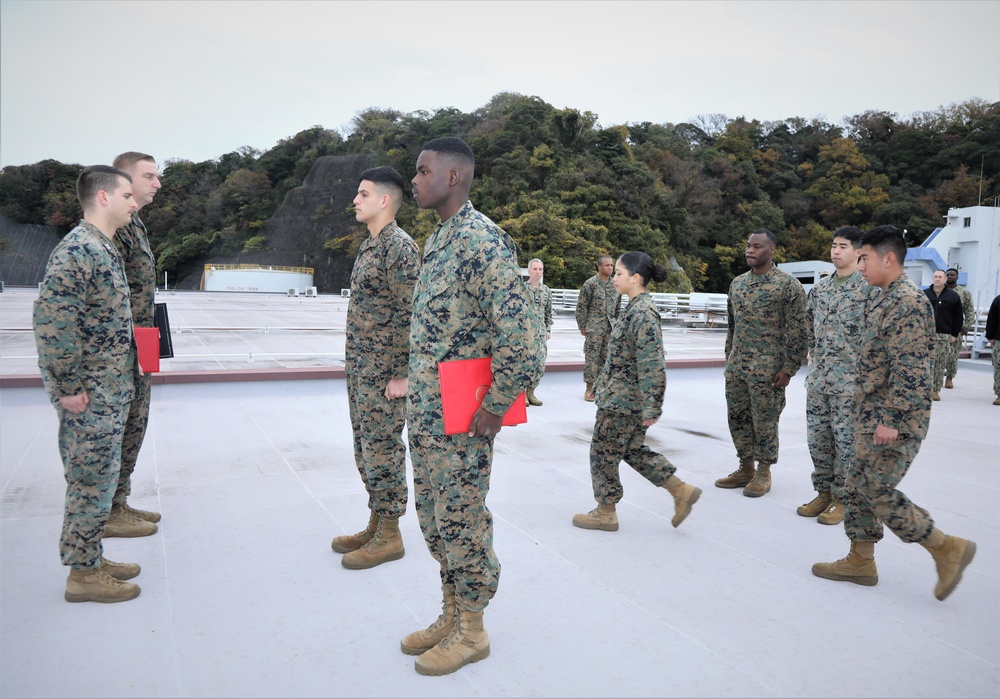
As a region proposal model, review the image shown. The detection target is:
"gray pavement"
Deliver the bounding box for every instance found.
[1,287,998,698]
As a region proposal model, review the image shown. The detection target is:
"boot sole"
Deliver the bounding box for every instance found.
[341,547,405,570]
[330,542,364,554]
[817,516,844,525]
[811,566,878,586]
[65,587,141,603]
[572,520,619,532]
[936,540,976,601]
[672,488,701,528]
[103,526,158,538]
[742,485,770,498]
[414,645,490,676]
[715,480,753,489]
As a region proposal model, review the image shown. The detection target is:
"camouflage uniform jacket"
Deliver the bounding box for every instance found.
[345,221,420,379]
[33,220,135,406]
[575,275,620,335]
[595,292,666,421]
[407,201,543,435]
[856,273,934,439]
[114,212,156,327]
[951,284,975,334]
[726,264,809,379]
[527,282,553,335]
[806,270,878,395]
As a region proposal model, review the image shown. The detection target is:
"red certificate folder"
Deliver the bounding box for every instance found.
[134,327,160,373]
[438,357,527,436]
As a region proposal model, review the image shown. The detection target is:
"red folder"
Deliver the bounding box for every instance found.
[134,327,160,373]
[438,357,527,436]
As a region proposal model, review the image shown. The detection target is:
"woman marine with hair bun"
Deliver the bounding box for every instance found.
[573,251,702,532]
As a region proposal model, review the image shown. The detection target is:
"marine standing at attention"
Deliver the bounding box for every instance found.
[331,166,420,570]
[576,255,620,402]
[572,251,701,533]
[33,165,140,603]
[812,225,976,601]
[715,228,808,497]
[403,137,543,676]
[524,258,552,407]
[105,152,162,538]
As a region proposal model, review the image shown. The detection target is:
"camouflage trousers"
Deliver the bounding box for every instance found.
[583,332,611,385]
[724,372,786,465]
[347,373,408,518]
[945,335,962,380]
[805,391,853,499]
[932,334,957,392]
[531,332,548,391]
[843,431,934,544]
[993,342,1000,396]
[409,432,498,612]
[589,409,676,505]
[114,372,150,507]
[58,401,130,569]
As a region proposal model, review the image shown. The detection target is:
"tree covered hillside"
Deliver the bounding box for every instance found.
[1,93,996,292]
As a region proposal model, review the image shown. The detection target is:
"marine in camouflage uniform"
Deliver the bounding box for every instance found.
[923,275,963,398]
[339,220,419,564]
[944,270,976,385]
[798,228,879,525]
[34,220,136,571]
[718,231,808,497]
[813,226,976,601]
[985,294,1000,402]
[575,259,621,398]
[525,259,552,404]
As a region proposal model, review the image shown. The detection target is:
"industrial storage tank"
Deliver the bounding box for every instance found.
[201,264,315,294]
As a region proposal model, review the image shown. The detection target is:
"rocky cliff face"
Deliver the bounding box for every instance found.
[181,153,373,292]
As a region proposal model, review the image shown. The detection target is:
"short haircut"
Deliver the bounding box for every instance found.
[76,165,131,208]
[750,228,777,246]
[597,255,613,266]
[861,225,907,263]
[833,225,864,248]
[112,151,156,172]
[618,251,669,287]
[359,166,405,200]
[946,267,958,274]
[528,258,543,267]
[421,136,475,169]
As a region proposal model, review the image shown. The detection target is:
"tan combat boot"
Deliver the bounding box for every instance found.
[331,511,378,553]
[932,391,941,401]
[796,491,832,517]
[572,502,618,531]
[743,463,772,498]
[401,590,456,655]
[715,458,754,489]
[104,505,158,538]
[99,556,140,581]
[65,567,141,603]
[414,609,490,676]
[817,498,845,525]
[341,516,404,569]
[921,528,977,601]
[663,475,701,528]
[119,501,161,523]
[812,540,878,586]
[584,383,595,402]
[944,377,954,389]
[526,388,542,407]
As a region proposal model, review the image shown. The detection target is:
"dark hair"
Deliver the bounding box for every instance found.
[750,228,777,246]
[618,251,668,288]
[112,151,155,172]
[833,225,864,248]
[359,166,405,198]
[421,136,475,168]
[861,225,907,263]
[946,267,958,274]
[76,165,131,208]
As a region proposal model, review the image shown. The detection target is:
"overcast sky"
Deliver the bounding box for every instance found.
[1,0,998,169]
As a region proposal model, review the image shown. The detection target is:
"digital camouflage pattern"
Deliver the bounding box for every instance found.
[113,213,156,506]
[946,284,974,379]
[589,292,675,504]
[33,220,136,568]
[526,281,553,388]
[407,200,542,612]
[845,273,935,544]
[932,334,959,393]
[576,275,621,385]
[724,265,808,465]
[805,270,877,498]
[345,221,420,517]
[924,285,963,393]
[594,292,666,421]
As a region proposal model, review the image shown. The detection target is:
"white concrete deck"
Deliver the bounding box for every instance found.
[1,289,998,698]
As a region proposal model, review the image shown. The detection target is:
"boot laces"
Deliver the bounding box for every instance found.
[360,519,386,551]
